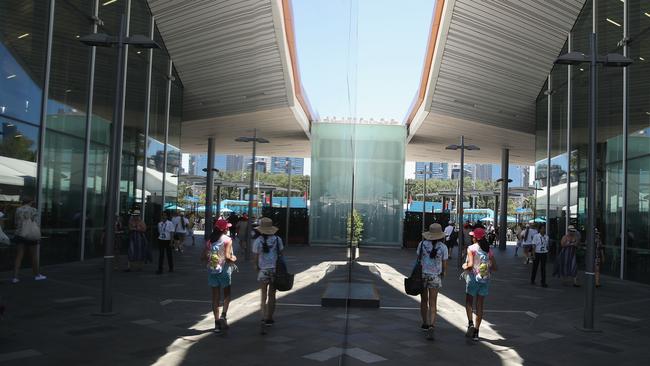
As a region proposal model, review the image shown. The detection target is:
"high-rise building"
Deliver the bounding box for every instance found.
[415,162,448,180]
[473,164,493,181]
[270,157,305,175]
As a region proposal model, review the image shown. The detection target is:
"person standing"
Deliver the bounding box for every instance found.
[172,211,189,253]
[187,213,196,246]
[514,224,523,257]
[443,221,455,259]
[157,213,175,274]
[12,197,46,283]
[252,217,284,334]
[520,224,538,264]
[125,211,150,271]
[204,219,237,334]
[462,228,497,341]
[530,224,549,287]
[235,214,249,256]
[554,225,580,287]
[417,223,449,341]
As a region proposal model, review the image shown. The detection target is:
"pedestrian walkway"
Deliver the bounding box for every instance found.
[1,239,649,365]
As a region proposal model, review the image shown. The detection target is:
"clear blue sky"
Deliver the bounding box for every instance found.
[291,0,437,122]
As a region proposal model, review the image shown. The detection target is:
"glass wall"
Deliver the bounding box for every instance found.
[0,0,183,269]
[535,0,650,283]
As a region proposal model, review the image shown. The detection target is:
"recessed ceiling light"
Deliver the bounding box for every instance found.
[580,68,585,71]
[645,12,650,18]
[607,18,622,27]
[102,0,117,6]
[17,33,30,39]
[641,57,646,61]
[6,74,16,79]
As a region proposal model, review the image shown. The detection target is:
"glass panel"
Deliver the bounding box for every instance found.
[0,0,49,124]
[165,79,182,205]
[0,118,39,269]
[549,58,569,246]
[625,0,650,283]
[535,83,548,220]
[39,0,94,264]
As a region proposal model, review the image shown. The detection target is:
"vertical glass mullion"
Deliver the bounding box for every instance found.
[621,0,629,280]
[161,59,172,208]
[140,14,154,219]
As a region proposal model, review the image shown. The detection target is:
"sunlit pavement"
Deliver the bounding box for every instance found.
[1,239,649,366]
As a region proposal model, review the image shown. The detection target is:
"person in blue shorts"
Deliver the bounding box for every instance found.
[462,228,497,341]
[203,219,237,333]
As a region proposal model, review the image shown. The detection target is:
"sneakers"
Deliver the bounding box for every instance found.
[420,323,429,331]
[213,320,222,334]
[426,326,435,341]
[34,274,47,281]
[465,323,475,338]
[472,329,479,341]
[264,319,274,327]
[11,278,19,284]
[219,316,229,330]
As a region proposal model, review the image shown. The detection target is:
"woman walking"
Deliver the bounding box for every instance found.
[554,225,580,287]
[530,224,549,287]
[125,211,150,272]
[157,213,175,274]
[252,217,284,334]
[204,219,237,334]
[12,197,46,283]
[462,228,497,341]
[416,223,449,341]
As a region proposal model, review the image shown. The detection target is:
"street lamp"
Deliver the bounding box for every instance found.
[496,178,513,250]
[275,158,300,246]
[235,129,269,260]
[446,136,479,268]
[554,10,632,330]
[415,168,434,233]
[79,14,159,314]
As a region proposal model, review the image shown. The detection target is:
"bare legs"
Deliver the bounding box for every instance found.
[222,286,231,315]
[465,294,485,329]
[13,244,40,280]
[427,288,439,327]
[260,282,276,321]
[420,291,428,325]
[211,287,221,321]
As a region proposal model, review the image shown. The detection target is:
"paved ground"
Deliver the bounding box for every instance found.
[1,238,649,366]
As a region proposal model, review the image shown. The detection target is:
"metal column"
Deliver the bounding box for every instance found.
[546,74,552,232]
[140,15,155,220]
[499,148,509,251]
[620,0,629,280]
[457,136,465,269]
[566,31,573,233]
[160,60,172,209]
[79,0,100,261]
[205,138,215,240]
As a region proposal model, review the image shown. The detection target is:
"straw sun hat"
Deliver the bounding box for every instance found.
[255,217,279,235]
[422,223,446,241]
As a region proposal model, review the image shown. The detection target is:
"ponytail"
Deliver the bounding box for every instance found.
[479,238,490,253]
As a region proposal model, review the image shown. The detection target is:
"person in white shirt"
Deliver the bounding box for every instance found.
[519,224,538,265]
[530,224,549,287]
[252,217,284,334]
[157,212,175,274]
[171,211,189,253]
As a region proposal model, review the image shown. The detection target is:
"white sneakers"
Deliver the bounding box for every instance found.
[10,274,47,283]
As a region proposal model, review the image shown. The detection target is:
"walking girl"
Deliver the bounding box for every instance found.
[252,217,284,334]
[204,219,237,334]
[417,223,449,341]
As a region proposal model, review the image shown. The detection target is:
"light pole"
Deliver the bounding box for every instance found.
[446,136,479,268]
[415,168,433,233]
[235,129,269,260]
[554,2,632,330]
[79,14,159,314]
[275,158,298,246]
[496,177,513,251]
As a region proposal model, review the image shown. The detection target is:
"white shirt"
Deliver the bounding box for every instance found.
[521,228,538,245]
[172,216,188,233]
[444,225,454,240]
[158,220,174,240]
[533,233,549,253]
[252,235,284,270]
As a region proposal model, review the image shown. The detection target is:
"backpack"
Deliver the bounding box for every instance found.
[207,236,226,274]
[474,249,491,282]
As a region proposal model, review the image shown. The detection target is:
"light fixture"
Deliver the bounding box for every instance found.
[102,0,117,6]
[6,74,16,79]
[606,18,621,27]
[14,134,23,138]
[645,12,650,18]
[17,33,29,39]
[641,57,646,61]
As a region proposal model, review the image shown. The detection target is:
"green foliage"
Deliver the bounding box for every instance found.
[346,209,364,245]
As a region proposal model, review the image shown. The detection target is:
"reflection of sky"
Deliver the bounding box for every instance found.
[0,42,42,123]
[0,119,40,152]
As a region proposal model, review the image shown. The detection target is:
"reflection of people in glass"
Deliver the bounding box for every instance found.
[125,211,150,272]
[12,196,46,283]
[554,225,580,287]
[595,228,605,288]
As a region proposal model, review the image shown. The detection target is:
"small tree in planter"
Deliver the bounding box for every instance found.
[346,209,364,246]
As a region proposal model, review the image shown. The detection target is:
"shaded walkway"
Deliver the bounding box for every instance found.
[1,240,649,365]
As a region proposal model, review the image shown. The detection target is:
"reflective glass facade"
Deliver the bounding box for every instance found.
[535,0,650,283]
[0,0,182,269]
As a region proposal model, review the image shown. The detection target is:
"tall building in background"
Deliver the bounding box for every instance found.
[473,164,493,181]
[450,163,473,180]
[226,155,244,172]
[491,165,530,187]
[270,157,305,175]
[415,162,449,180]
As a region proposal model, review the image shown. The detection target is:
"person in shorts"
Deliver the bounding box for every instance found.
[12,197,46,283]
[520,224,538,264]
[416,223,449,341]
[462,228,497,341]
[204,218,237,333]
[171,211,188,253]
[252,217,284,333]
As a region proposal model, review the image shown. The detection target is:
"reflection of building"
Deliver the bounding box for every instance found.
[473,164,493,181]
[0,0,182,270]
[415,162,448,180]
[450,163,472,180]
[271,157,305,175]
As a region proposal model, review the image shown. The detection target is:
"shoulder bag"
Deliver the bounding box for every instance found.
[404,245,424,295]
[273,239,294,291]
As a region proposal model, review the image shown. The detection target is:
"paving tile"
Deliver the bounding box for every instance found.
[0,350,42,362]
[132,318,159,325]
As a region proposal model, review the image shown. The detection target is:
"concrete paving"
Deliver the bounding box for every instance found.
[1,238,649,365]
